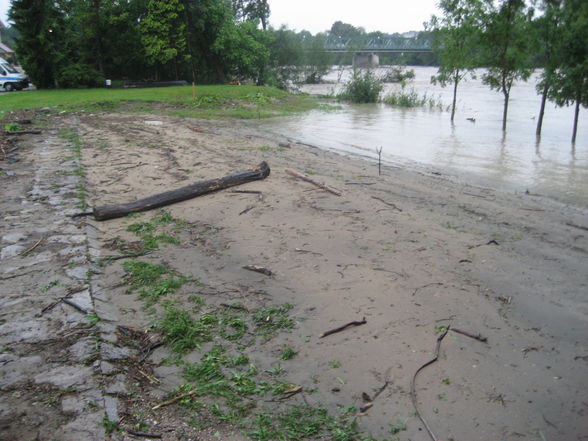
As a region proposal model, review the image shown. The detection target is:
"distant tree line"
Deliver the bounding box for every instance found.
[428,0,587,142]
[4,0,439,91]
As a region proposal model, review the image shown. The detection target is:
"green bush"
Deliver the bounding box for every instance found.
[382,85,444,110]
[338,69,383,103]
[59,63,105,89]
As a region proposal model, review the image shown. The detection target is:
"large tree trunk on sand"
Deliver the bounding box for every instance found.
[93,162,270,221]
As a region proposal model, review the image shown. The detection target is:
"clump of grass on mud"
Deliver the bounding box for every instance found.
[122,260,187,302]
[58,127,88,209]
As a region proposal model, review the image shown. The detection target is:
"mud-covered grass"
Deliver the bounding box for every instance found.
[0,85,319,119]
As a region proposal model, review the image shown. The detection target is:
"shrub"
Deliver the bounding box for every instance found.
[338,69,383,103]
[382,85,444,110]
[59,63,105,88]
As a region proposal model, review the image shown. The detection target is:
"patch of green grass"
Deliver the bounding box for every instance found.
[102,418,119,435]
[159,306,215,354]
[329,360,342,368]
[122,260,187,301]
[382,86,445,110]
[252,303,295,338]
[389,420,407,435]
[0,85,319,120]
[3,122,21,132]
[279,347,297,361]
[125,211,184,251]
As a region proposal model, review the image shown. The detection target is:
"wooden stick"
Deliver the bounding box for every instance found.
[243,265,273,276]
[92,162,270,221]
[410,327,450,441]
[126,429,162,439]
[285,169,342,196]
[451,327,488,343]
[152,389,197,410]
[19,236,45,256]
[320,317,367,338]
[371,196,402,212]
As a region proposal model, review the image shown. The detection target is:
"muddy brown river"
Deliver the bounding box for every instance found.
[261,66,588,206]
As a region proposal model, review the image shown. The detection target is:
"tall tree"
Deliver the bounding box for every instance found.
[232,0,270,30]
[482,0,534,131]
[549,0,588,143]
[533,0,564,137]
[9,0,67,88]
[140,0,187,79]
[428,0,486,122]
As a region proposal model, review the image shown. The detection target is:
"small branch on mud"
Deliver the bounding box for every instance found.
[467,239,499,249]
[371,196,402,212]
[410,326,450,441]
[137,369,161,384]
[71,211,94,219]
[376,146,383,176]
[412,282,444,296]
[285,168,342,196]
[451,327,488,343]
[220,303,250,312]
[359,380,390,414]
[19,236,45,256]
[239,205,255,216]
[187,125,208,134]
[126,429,162,439]
[566,222,588,232]
[152,390,197,410]
[0,269,42,281]
[320,317,367,338]
[99,251,153,262]
[243,265,273,276]
[3,130,42,136]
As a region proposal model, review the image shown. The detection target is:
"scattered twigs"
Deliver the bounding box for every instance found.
[412,282,444,296]
[282,385,303,399]
[371,196,402,212]
[285,168,342,196]
[359,380,389,413]
[243,265,273,276]
[468,239,499,249]
[138,369,161,384]
[99,251,153,262]
[126,429,162,439]
[0,269,41,281]
[152,389,197,410]
[19,236,45,256]
[320,317,367,338]
[451,327,488,343]
[410,327,450,441]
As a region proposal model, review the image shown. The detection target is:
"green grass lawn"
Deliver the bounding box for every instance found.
[0,84,320,119]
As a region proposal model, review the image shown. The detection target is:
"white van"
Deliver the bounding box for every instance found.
[0,57,29,91]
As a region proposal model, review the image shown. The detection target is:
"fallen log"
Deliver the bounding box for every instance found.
[92,161,270,221]
[285,168,342,196]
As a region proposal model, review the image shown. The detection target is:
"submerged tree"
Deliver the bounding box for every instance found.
[428,0,486,122]
[549,0,588,143]
[482,0,534,131]
[533,0,564,137]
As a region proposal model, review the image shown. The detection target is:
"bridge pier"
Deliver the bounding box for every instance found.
[353,53,379,68]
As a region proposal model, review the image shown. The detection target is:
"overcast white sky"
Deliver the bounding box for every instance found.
[268,0,441,34]
[0,0,440,34]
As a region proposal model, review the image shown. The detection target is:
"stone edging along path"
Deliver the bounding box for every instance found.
[0,116,125,441]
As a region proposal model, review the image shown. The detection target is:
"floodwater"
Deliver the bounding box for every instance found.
[260,66,588,206]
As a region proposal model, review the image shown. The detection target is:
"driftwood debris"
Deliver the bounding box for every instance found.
[91,161,270,221]
[320,317,367,338]
[410,327,450,441]
[243,265,273,276]
[451,327,488,343]
[285,169,342,196]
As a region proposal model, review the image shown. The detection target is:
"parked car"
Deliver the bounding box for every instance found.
[0,57,29,91]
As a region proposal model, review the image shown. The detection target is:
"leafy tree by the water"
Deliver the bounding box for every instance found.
[428,0,486,122]
[481,0,534,131]
[548,0,588,143]
[532,0,564,137]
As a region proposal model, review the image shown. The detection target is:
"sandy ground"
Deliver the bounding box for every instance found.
[1,109,587,441]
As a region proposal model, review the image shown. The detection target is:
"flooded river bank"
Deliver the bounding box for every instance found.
[260,66,588,206]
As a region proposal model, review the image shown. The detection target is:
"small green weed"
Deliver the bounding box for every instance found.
[3,122,21,132]
[252,304,295,338]
[279,347,297,361]
[389,420,407,435]
[329,360,342,368]
[102,417,118,435]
